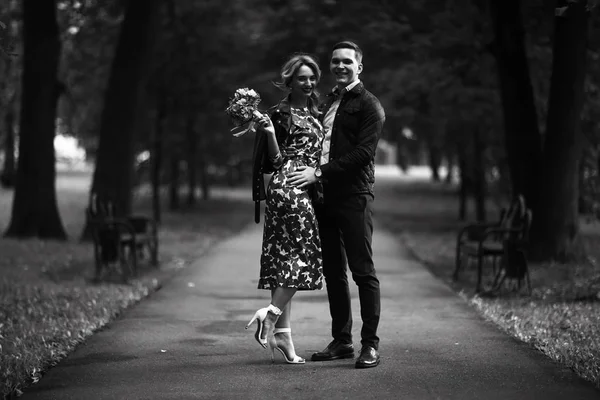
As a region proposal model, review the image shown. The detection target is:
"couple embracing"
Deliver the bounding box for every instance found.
[246,40,385,369]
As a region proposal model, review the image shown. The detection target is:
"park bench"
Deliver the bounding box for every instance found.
[86,192,158,282]
[454,194,532,294]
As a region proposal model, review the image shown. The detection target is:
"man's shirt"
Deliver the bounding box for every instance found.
[320,79,361,165]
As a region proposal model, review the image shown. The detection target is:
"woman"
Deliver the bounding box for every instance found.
[246,53,324,364]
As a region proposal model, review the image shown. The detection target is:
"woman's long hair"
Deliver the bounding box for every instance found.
[273,53,321,117]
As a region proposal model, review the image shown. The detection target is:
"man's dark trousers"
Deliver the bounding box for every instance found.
[315,193,380,350]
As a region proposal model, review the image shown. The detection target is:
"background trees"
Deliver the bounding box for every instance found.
[531,0,591,261]
[4,0,66,239]
[84,0,159,238]
[485,0,594,261]
[0,0,597,263]
[0,0,20,188]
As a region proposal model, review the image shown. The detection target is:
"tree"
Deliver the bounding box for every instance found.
[151,0,264,203]
[530,0,590,261]
[81,0,159,239]
[5,0,67,240]
[488,0,544,215]
[56,0,123,157]
[0,0,19,188]
[488,0,594,261]
[1,96,16,188]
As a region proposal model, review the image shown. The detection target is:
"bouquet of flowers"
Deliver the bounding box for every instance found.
[225,87,264,137]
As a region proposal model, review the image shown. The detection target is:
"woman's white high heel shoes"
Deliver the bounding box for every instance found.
[245,304,282,348]
[270,328,305,364]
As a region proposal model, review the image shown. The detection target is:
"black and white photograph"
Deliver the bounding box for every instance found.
[0,0,599,399]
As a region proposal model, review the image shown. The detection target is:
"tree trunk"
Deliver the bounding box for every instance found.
[1,105,16,188]
[489,0,543,215]
[200,158,210,201]
[169,154,180,210]
[530,0,588,262]
[151,134,162,222]
[81,0,158,240]
[185,116,197,206]
[151,91,165,224]
[458,147,469,221]
[472,127,486,222]
[444,149,455,184]
[577,152,587,214]
[427,142,442,182]
[4,0,67,240]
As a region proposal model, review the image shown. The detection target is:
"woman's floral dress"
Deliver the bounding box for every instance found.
[258,107,324,291]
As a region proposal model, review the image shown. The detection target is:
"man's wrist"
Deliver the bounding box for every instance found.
[314,166,323,182]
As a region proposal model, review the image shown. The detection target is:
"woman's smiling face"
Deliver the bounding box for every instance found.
[290,65,318,100]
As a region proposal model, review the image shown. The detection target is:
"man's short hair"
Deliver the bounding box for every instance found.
[332,41,363,63]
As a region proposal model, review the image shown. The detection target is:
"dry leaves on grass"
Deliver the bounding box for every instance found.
[376,179,600,388]
[0,230,210,399]
[0,278,154,398]
[399,229,600,389]
[471,296,600,388]
[0,230,220,399]
[0,239,92,282]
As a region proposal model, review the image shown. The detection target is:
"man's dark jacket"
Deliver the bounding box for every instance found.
[318,81,385,202]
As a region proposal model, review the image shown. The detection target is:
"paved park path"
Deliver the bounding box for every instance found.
[21,168,600,400]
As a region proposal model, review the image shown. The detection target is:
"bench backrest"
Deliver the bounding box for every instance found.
[501,195,525,225]
[87,192,116,220]
[497,195,529,241]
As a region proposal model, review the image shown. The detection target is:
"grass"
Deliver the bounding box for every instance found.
[376,177,600,390]
[0,171,254,399]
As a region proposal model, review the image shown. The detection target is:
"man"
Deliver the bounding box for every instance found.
[289,41,385,368]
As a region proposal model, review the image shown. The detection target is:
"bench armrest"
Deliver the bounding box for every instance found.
[89,217,136,239]
[126,215,158,235]
[457,222,502,242]
[478,227,525,247]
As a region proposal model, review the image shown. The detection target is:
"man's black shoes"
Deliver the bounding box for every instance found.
[355,346,380,369]
[311,340,354,361]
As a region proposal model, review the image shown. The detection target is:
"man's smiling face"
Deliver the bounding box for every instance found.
[330,48,363,88]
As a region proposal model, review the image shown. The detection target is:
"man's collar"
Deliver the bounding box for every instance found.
[330,79,362,97]
[344,79,361,93]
